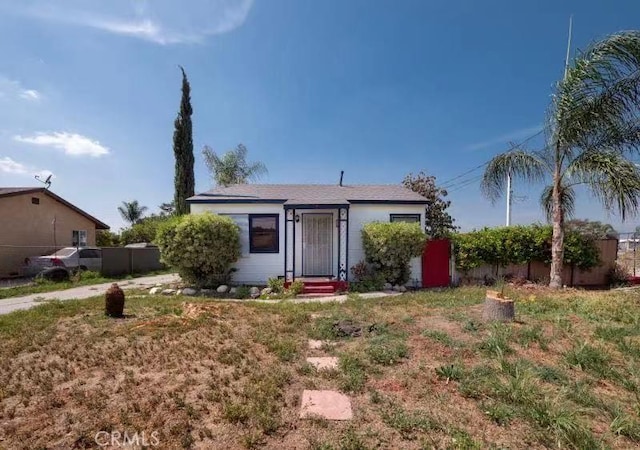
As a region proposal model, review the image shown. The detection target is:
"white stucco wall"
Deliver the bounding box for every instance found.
[348,204,425,286]
[190,203,285,285]
[190,202,426,286]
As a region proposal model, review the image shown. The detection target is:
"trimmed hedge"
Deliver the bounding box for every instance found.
[361,222,427,285]
[451,225,600,272]
[156,213,241,287]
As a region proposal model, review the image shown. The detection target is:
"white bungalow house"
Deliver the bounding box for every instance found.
[187,184,428,290]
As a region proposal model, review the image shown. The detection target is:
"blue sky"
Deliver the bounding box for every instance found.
[1,0,639,232]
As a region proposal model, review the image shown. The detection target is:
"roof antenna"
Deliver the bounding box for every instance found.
[35,174,52,190]
[339,170,344,187]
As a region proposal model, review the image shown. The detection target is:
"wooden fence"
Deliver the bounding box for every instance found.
[454,239,618,287]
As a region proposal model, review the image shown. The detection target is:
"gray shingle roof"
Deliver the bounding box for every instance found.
[188,184,428,204]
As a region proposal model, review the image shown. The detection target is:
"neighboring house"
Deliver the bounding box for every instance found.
[187,184,428,286]
[0,187,109,278]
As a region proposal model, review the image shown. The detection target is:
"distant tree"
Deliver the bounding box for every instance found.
[202,144,267,187]
[173,66,195,215]
[118,200,148,226]
[96,230,120,247]
[402,172,456,238]
[120,216,168,245]
[482,32,640,288]
[566,219,618,239]
[159,201,175,216]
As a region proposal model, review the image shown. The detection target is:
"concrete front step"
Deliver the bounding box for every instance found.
[303,285,336,294]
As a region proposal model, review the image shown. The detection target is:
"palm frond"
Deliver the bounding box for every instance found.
[540,184,576,223]
[202,144,267,186]
[481,150,548,203]
[566,149,640,220]
[552,31,640,154]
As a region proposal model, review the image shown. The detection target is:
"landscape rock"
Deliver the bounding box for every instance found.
[161,289,177,296]
[398,285,407,292]
[182,288,198,296]
[332,320,361,337]
[216,285,229,294]
[176,289,182,296]
[149,287,162,295]
[229,287,237,295]
[392,285,401,291]
[249,287,260,298]
[200,289,213,296]
[261,287,272,296]
[383,283,393,291]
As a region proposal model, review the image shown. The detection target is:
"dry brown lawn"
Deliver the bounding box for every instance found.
[1,286,640,449]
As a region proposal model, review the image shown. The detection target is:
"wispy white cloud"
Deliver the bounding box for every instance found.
[465,125,543,151]
[0,156,28,174]
[19,89,41,101]
[14,132,110,157]
[8,0,254,45]
[0,156,52,178]
[0,76,42,102]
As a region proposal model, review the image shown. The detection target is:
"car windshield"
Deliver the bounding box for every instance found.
[49,248,76,257]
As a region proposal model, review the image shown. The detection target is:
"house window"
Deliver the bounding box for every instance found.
[249,214,279,253]
[31,197,40,205]
[220,214,250,256]
[72,230,88,247]
[390,214,420,223]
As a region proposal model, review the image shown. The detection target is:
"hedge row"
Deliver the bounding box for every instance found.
[451,225,600,272]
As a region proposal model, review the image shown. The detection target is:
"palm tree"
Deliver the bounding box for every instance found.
[118,200,148,226]
[202,144,267,187]
[482,31,640,288]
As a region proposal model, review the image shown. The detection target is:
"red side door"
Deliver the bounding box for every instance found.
[422,239,450,287]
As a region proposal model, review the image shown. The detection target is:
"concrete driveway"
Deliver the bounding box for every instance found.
[0,273,180,315]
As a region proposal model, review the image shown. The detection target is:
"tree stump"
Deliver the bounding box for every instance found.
[105,283,125,318]
[483,290,514,322]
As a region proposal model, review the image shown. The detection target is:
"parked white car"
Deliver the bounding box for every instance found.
[25,247,102,276]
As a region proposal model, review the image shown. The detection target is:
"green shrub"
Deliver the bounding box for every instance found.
[96,230,120,247]
[287,280,304,296]
[349,260,386,292]
[267,277,285,293]
[451,225,600,273]
[234,285,251,299]
[156,213,241,287]
[361,222,427,285]
[120,216,170,245]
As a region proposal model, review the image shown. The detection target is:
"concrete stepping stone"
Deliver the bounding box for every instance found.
[306,356,339,370]
[299,390,353,420]
[307,339,336,350]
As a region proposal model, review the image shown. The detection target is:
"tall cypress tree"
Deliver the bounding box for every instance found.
[173,66,195,215]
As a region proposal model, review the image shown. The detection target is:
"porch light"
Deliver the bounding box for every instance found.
[295,214,300,223]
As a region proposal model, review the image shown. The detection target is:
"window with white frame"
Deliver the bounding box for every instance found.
[72,230,87,247]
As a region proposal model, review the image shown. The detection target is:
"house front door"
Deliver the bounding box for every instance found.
[303,214,333,276]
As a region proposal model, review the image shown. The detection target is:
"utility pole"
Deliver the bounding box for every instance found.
[506,172,512,226]
[564,15,573,80]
